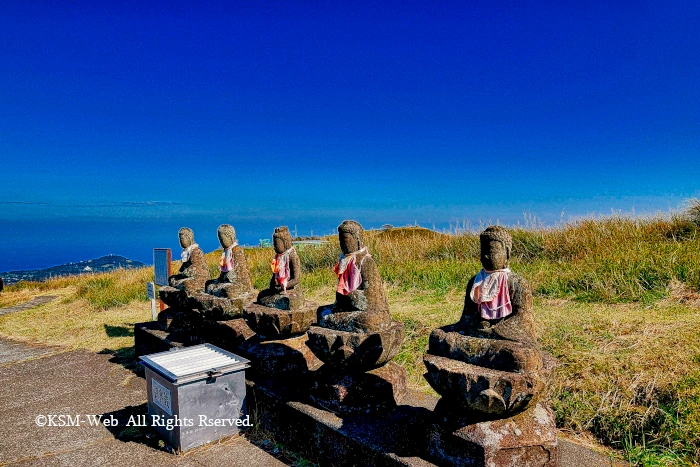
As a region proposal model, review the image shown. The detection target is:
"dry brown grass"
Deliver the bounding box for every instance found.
[0,287,150,352]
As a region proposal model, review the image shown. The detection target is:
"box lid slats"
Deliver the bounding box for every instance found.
[139,344,250,383]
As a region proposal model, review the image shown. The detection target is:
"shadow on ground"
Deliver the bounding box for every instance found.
[104,323,135,338]
[100,403,174,453]
[98,346,145,377]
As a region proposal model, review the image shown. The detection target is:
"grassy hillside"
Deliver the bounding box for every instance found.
[1,201,699,466]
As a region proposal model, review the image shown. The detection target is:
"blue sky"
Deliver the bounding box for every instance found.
[2,0,699,230]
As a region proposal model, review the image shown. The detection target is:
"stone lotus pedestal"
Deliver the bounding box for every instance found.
[256,289,306,311]
[188,291,257,320]
[423,327,558,467]
[423,354,546,416]
[306,320,405,368]
[237,294,323,378]
[306,320,407,414]
[242,300,316,339]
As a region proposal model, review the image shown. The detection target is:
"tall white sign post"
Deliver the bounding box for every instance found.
[146,282,157,321]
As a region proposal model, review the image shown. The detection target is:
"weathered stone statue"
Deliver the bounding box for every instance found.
[306,220,406,413]
[256,226,304,310]
[188,224,256,319]
[240,226,321,376]
[169,228,211,292]
[205,224,254,298]
[158,228,211,309]
[423,226,557,466]
[316,220,392,332]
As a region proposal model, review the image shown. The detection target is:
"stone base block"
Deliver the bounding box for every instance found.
[424,354,544,416]
[257,289,305,310]
[135,318,256,357]
[309,362,407,414]
[307,320,405,370]
[428,401,558,467]
[134,321,205,357]
[158,286,190,309]
[199,318,257,352]
[243,301,317,338]
[188,293,255,319]
[248,380,437,466]
[156,308,205,334]
[239,333,323,376]
[248,379,616,467]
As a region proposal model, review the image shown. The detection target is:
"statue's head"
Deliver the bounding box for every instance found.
[338,220,364,255]
[218,224,237,249]
[480,226,512,271]
[178,227,194,248]
[272,226,293,253]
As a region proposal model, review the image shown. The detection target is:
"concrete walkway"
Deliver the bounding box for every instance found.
[0,338,60,365]
[0,336,624,466]
[0,338,287,466]
[0,296,59,317]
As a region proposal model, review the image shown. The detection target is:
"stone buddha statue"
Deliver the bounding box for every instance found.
[423,225,557,465]
[317,220,391,333]
[239,226,320,374]
[425,225,545,415]
[458,225,536,345]
[306,220,406,413]
[204,224,254,299]
[188,224,255,319]
[256,226,304,310]
[166,228,211,296]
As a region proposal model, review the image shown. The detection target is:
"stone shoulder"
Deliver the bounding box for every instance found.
[507,271,533,311]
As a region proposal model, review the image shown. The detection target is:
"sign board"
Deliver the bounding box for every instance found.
[153,248,172,286]
[146,282,156,300]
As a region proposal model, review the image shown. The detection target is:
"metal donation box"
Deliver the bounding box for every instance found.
[140,344,250,451]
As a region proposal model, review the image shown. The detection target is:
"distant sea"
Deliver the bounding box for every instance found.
[0,218,348,273]
[1,197,686,273]
[0,216,522,273]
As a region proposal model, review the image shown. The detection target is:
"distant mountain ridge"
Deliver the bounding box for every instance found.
[1,255,146,285]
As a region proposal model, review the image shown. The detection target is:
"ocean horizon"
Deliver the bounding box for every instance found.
[2,197,693,273]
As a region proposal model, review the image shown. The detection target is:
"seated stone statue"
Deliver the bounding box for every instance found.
[308,220,404,370]
[205,224,254,299]
[242,226,316,339]
[317,220,391,333]
[188,224,255,319]
[457,225,537,346]
[424,226,551,417]
[167,228,211,296]
[306,220,407,413]
[256,226,304,310]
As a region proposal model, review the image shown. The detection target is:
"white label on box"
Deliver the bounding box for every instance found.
[152,378,172,415]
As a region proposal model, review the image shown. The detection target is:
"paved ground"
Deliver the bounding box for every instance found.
[0,334,623,466]
[0,338,287,466]
[0,338,59,365]
[0,296,59,317]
